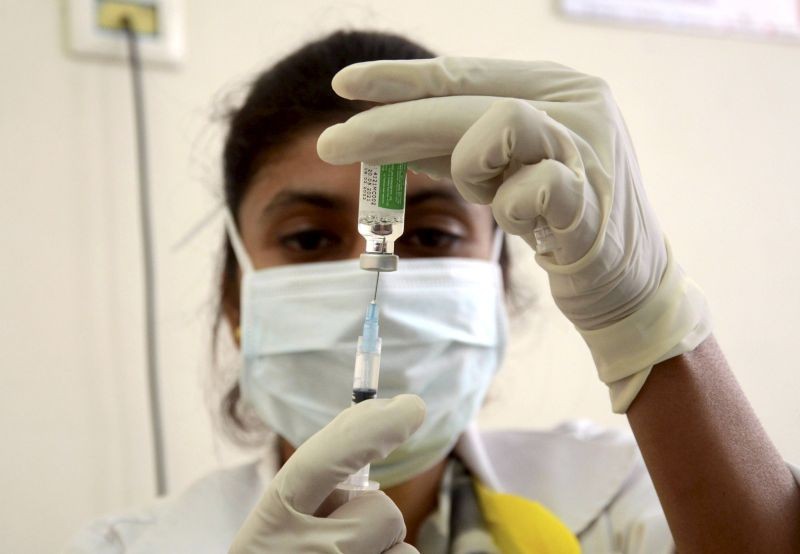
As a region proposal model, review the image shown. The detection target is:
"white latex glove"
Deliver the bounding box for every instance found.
[230,394,425,554]
[317,57,711,412]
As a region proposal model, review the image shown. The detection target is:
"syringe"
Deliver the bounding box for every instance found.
[338,161,402,499]
[337,273,383,499]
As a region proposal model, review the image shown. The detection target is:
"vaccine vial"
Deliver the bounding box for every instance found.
[358,162,408,271]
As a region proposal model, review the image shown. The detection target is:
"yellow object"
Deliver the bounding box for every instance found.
[474,480,582,554]
[97,1,158,35]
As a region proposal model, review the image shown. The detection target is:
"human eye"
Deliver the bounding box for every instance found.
[278,229,341,253]
[406,227,462,249]
[395,223,468,259]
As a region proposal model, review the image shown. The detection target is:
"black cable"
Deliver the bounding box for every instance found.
[121,18,168,496]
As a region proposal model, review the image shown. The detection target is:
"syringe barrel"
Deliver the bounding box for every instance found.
[337,338,383,500]
[343,464,372,490]
[337,463,379,502]
[352,336,381,400]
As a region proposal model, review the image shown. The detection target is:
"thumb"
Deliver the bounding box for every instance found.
[274,394,426,515]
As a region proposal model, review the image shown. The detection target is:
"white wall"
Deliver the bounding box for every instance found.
[2,1,798,552]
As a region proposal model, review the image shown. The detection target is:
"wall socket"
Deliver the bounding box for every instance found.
[66,0,184,66]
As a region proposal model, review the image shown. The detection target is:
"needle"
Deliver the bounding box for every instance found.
[372,271,381,302]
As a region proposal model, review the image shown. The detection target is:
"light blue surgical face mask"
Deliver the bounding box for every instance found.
[226,214,508,487]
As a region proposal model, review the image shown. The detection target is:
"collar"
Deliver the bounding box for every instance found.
[122,423,638,551]
[455,421,640,534]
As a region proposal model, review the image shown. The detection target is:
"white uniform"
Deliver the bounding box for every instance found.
[64,421,800,554]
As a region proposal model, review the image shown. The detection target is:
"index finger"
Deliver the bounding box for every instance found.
[317,95,496,165]
[275,395,426,515]
[332,57,594,104]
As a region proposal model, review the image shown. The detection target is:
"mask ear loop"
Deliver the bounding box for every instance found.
[224,208,254,273]
[490,227,505,264]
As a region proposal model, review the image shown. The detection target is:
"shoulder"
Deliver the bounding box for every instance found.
[63,461,265,554]
[457,421,673,552]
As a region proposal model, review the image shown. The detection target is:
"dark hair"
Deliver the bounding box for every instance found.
[215,30,511,445]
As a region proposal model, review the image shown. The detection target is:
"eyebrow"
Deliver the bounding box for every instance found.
[260,186,467,219]
[407,188,469,207]
[261,190,348,218]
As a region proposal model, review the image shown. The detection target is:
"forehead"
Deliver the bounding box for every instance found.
[239,125,466,218]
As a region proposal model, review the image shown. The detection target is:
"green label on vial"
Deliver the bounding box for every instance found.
[378,163,407,210]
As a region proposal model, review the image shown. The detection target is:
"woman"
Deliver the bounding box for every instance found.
[68,30,800,553]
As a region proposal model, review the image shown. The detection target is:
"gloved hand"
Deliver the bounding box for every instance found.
[229,394,425,554]
[317,57,711,412]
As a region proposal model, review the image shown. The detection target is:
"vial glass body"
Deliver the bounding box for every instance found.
[358,162,407,255]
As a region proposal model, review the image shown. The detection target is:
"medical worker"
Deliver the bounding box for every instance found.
[66,30,800,553]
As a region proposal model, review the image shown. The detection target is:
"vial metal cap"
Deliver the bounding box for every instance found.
[360,253,398,272]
